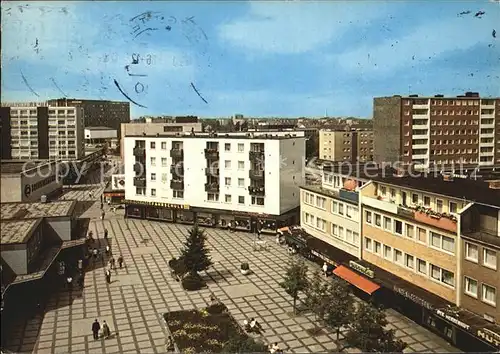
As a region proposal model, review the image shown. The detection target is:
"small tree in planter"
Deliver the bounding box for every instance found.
[304,271,332,335]
[240,262,250,275]
[279,259,309,315]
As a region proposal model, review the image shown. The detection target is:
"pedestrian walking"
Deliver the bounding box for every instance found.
[110,256,116,269]
[66,276,73,290]
[322,262,328,277]
[102,321,111,339]
[101,210,105,220]
[100,195,103,203]
[118,254,124,269]
[100,202,104,210]
[93,248,98,259]
[105,269,111,284]
[104,228,108,239]
[91,319,100,340]
[257,228,262,240]
[105,244,111,256]
[77,259,83,271]
[88,191,93,199]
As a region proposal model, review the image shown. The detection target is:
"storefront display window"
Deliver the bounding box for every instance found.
[260,219,277,232]
[127,206,143,218]
[197,213,215,226]
[219,215,234,227]
[177,211,195,223]
[146,207,160,219]
[159,209,173,220]
[234,218,250,231]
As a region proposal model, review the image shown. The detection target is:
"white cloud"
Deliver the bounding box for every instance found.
[217,2,388,55]
[334,16,497,75]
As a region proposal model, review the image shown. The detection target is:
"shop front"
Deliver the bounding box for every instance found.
[126,204,144,219]
[103,191,124,205]
[233,217,251,231]
[196,211,217,227]
[125,200,190,222]
[175,210,195,225]
[257,218,278,234]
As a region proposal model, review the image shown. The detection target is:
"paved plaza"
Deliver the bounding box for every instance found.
[3,185,461,353]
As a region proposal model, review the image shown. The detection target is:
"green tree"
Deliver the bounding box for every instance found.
[323,277,355,346]
[341,302,407,352]
[180,224,213,276]
[223,335,268,352]
[279,260,309,314]
[304,271,332,332]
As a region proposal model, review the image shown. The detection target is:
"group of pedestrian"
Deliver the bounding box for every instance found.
[91,319,111,340]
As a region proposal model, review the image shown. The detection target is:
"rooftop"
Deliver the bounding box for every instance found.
[301,184,359,205]
[0,200,76,221]
[372,175,500,208]
[85,126,116,131]
[0,219,40,245]
[1,160,53,175]
[125,132,306,140]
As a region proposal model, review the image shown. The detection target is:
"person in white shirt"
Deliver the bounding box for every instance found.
[322,262,328,277]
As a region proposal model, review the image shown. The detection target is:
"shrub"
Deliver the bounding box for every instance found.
[222,335,268,353]
[241,262,249,271]
[181,273,205,291]
[206,303,228,315]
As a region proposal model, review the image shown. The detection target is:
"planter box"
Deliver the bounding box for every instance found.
[415,211,457,233]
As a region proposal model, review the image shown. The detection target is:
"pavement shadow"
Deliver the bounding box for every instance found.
[74,201,97,218]
[202,269,234,284]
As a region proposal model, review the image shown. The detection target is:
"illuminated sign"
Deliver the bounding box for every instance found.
[477,328,500,348]
[349,260,375,278]
[436,309,471,331]
[124,199,190,210]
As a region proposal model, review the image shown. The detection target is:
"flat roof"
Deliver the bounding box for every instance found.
[125,132,305,140]
[0,160,53,175]
[372,175,500,208]
[0,219,40,245]
[85,126,115,131]
[301,184,358,205]
[0,200,76,220]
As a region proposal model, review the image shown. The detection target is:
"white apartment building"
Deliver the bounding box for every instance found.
[123,131,306,232]
[2,103,85,160]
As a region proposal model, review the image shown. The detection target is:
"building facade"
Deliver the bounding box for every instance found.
[47,98,130,134]
[373,92,500,168]
[123,132,306,231]
[0,104,85,160]
[319,129,373,162]
[84,126,118,149]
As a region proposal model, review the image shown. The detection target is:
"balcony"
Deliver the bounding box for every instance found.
[462,230,500,248]
[170,180,184,190]
[339,189,359,203]
[480,113,495,119]
[412,124,428,130]
[412,144,428,150]
[397,205,457,233]
[412,154,428,160]
[133,147,145,157]
[412,114,429,119]
[170,164,184,175]
[205,167,219,176]
[412,104,429,110]
[248,186,265,196]
[412,134,428,140]
[205,182,220,193]
[480,123,495,129]
[249,151,264,161]
[249,169,265,180]
[362,196,399,214]
[133,177,146,187]
[133,162,145,174]
[204,149,219,159]
[170,149,184,159]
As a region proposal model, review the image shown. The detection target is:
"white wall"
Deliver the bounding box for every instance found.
[125,135,306,216]
[85,128,117,139]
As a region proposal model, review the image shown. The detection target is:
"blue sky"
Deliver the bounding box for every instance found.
[1,1,499,119]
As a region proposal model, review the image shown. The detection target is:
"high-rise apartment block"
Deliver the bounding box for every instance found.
[47,98,130,134]
[0,103,85,160]
[123,131,306,230]
[319,129,373,162]
[373,92,500,168]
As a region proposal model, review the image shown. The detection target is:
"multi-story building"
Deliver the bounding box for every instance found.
[359,174,500,351]
[319,129,373,162]
[0,104,85,160]
[123,131,306,231]
[47,98,130,134]
[373,92,500,168]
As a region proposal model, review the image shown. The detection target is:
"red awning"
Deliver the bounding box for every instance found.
[333,265,381,295]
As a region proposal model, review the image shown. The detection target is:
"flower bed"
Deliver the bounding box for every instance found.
[164,304,266,353]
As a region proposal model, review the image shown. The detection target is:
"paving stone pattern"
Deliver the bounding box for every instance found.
[5,185,461,353]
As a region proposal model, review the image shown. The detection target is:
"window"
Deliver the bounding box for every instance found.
[374,241,381,254]
[150,141,156,149]
[464,277,478,298]
[338,226,344,237]
[449,201,458,213]
[316,196,326,209]
[365,238,372,251]
[394,220,403,235]
[316,218,326,231]
[224,160,231,169]
[430,264,455,287]
[332,201,338,213]
[161,173,168,183]
[136,187,145,195]
[225,143,230,151]
[375,214,381,227]
[238,196,245,204]
[338,203,344,215]
[207,193,219,201]
[483,248,497,270]
[150,157,156,166]
[224,177,231,186]
[406,224,414,238]
[412,193,419,204]
[237,143,244,152]
[346,205,353,218]
[353,232,359,245]
[417,259,427,274]
[423,196,431,207]
[394,249,403,264]
[436,199,443,212]
[482,284,497,306]
[225,194,232,203]
[161,142,167,150]
[238,178,244,187]
[383,245,392,259]
[161,157,167,167]
[405,254,414,269]
[383,216,392,231]
[238,161,245,170]
[332,224,339,236]
[173,190,183,198]
[346,230,353,243]
[251,196,264,205]
[430,232,455,254]
[151,188,156,196]
[365,211,372,224]
[417,227,426,243]
[150,173,156,181]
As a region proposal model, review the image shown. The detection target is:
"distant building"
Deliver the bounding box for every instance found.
[319,129,373,162]
[373,92,500,169]
[84,126,118,150]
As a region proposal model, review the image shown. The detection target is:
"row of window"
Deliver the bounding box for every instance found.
[464,276,497,307]
[364,237,455,288]
[303,212,360,247]
[464,242,497,270]
[150,141,251,153]
[378,186,460,213]
[207,193,265,206]
[136,187,183,198]
[404,99,489,106]
[365,210,456,255]
[149,156,258,171]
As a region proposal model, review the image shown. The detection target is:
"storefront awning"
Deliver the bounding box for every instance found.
[333,265,381,295]
[61,238,87,249]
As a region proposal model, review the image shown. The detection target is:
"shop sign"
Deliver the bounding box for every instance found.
[477,328,500,348]
[124,199,190,210]
[436,309,471,331]
[349,260,375,278]
[311,250,337,266]
[393,285,433,310]
[104,192,125,197]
